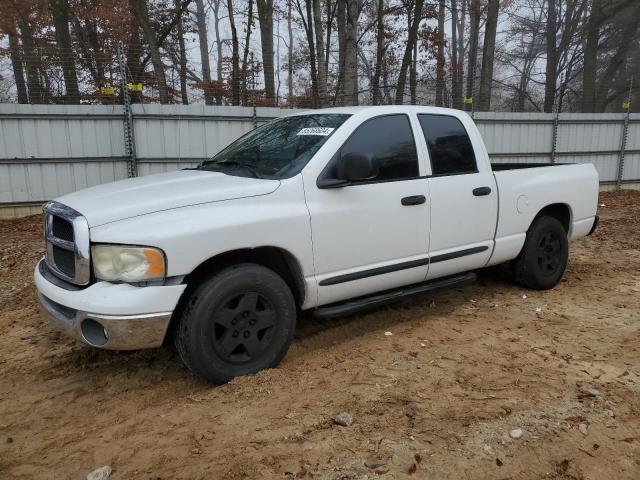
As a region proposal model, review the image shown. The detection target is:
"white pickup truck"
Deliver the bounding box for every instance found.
[35,106,599,383]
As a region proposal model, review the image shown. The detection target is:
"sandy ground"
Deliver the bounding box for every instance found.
[1,191,639,480]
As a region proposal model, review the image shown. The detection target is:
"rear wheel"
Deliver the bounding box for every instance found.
[512,216,568,290]
[175,263,296,383]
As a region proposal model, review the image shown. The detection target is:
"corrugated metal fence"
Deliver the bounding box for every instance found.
[1,104,638,218]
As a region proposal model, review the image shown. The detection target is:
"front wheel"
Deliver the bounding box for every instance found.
[512,215,569,290]
[175,263,297,384]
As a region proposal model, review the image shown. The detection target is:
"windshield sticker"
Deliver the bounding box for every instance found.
[297,127,335,136]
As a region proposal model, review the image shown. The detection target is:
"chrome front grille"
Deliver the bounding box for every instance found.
[43,201,91,285]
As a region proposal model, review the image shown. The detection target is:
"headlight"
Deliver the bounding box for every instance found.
[91,245,166,282]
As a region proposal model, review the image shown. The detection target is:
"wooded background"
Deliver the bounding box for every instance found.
[0,0,638,112]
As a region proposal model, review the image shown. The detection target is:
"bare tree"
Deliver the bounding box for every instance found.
[342,0,360,105]
[477,0,499,111]
[543,0,557,112]
[194,0,214,104]
[465,0,480,110]
[435,0,445,106]
[8,30,28,103]
[176,0,189,104]
[50,0,80,103]
[241,0,254,105]
[287,0,294,100]
[256,0,276,104]
[227,0,241,105]
[371,0,385,105]
[131,0,170,103]
[451,0,461,108]
[395,0,424,104]
[295,0,320,107]
[336,0,346,104]
[313,0,327,105]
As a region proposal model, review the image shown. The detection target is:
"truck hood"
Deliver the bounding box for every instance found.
[56,170,280,227]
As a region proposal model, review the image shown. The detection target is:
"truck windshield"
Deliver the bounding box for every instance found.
[199,114,350,179]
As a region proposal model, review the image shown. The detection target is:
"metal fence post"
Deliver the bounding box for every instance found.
[617,79,633,187]
[117,44,138,178]
[550,112,559,164]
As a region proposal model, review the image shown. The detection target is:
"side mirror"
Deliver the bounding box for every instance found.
[339,152,378,182]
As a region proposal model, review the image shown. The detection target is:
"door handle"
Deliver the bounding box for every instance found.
[472,186,492,196]
[401,195,426,206]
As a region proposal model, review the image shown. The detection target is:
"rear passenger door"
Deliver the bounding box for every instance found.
[304,114,431,306]
[418,114,497,280]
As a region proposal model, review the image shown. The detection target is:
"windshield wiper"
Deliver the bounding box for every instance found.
[201,160,262,178]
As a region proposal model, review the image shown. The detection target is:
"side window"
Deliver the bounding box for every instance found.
[340,114,419,181]
[418,114,477,176]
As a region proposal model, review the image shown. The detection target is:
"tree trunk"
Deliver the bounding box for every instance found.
[8,30,28,104]
[336,0,346,104]
[18,21,45,103]
[435,0,445,106]
[451,0,461,109]
[176,0,189,104]
[410,41,417,104]
[227,0,241,105]
[465,0,480,111]
[457,0,466,106]
[297,0,319,107]
[543,0,557,113]
[287,0,294,101]
[313,0,327,105]
[241,0,254,105]
[395,0,423,104]
[343,0,360,105]
[594,1,640,112]
[582,0,601,112]
[50,0,80,103]
[256,0,276,104]
[477,0,498,111]
[131,0,170,103]
[371,0,384,105]
[194,0,214,105]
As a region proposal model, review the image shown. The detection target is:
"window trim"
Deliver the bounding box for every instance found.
[316,113,421,189]
[417,113,479,177]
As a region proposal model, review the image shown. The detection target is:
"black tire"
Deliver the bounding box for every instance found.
[175,263,296,384]
[512,215,569,290]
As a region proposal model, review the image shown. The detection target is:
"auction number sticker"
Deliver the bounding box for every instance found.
[297,127,335,136]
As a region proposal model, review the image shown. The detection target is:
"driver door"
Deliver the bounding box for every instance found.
[303,114,431,306]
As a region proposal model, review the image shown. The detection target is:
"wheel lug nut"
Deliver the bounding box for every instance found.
[232,318,237,325]
[243,331,250,338]
[249,319,256,326]
[233,330,239,337]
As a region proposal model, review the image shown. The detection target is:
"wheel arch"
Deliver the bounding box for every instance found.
[529,203,572,234]
[164,247,306,346]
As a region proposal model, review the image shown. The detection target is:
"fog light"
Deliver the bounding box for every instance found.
[81,319,108,346]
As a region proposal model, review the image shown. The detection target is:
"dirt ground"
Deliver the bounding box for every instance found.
[1,191,639,480]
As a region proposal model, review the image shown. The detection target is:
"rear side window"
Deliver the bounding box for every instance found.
[340,114,419,181]
[418,114,477,176]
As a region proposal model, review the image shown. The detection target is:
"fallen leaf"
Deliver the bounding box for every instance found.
[407,463,417,474]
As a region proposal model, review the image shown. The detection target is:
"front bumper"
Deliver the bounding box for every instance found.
[35,260,186,350]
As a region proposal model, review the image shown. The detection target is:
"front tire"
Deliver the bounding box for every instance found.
[175,263,296,384]
[512,216,569,290]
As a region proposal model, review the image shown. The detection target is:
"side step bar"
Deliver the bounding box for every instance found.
[312,272,477,319]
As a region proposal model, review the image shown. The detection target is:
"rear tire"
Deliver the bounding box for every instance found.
[512,216,568,290]
[175,263,296,384]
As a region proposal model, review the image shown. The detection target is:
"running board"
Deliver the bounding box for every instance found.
[311,272,477,319]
